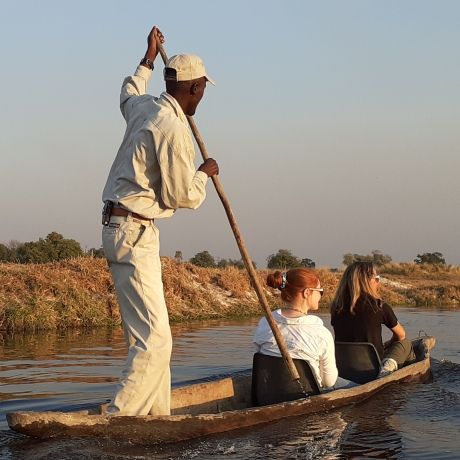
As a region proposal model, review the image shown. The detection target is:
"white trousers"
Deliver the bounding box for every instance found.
[102,215,172,416]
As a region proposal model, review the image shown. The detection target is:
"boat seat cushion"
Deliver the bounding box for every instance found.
[335,341,381,384]
[251,353,321,406]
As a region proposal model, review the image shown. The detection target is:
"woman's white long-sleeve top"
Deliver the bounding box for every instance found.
[253,309,338,388]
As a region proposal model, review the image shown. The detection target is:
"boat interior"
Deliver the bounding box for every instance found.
[169,337,432,416]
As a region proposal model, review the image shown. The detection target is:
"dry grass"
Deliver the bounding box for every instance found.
[380,263,460,306]
[161,259,266,321]
[0,258,117,332]
[1,259,459,332]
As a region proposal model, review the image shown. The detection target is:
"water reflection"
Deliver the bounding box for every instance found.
[171,319,256,383]
[0,320,259,420]
[0,308,459,459]
[338,385,408,459]
[0,329,125,413]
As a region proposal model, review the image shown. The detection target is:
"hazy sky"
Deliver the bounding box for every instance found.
[1,1,459,268]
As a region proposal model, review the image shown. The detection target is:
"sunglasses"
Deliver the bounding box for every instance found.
[309,288,324,297]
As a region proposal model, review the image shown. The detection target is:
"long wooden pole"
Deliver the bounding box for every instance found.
[158,45,301,383]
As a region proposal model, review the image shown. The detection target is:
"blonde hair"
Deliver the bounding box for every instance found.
[331,261,380,315]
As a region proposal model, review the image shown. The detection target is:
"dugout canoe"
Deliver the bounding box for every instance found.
[7,336,435,445]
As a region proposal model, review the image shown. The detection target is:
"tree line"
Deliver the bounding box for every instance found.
[342,250,446,267]
[187,249,447,269]
[182,249,315,269]
[0,232,104,263]
[0,233,448,268]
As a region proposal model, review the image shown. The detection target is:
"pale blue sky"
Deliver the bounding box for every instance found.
[1,1,459,267]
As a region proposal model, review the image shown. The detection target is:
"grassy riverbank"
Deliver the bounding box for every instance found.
[0,258,459,332]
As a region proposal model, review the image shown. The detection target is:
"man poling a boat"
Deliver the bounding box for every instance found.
[101,25,218,416]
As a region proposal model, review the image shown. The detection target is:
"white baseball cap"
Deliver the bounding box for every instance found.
[164,54,215,85]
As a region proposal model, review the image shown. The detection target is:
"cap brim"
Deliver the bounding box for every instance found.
[205,75,216,86]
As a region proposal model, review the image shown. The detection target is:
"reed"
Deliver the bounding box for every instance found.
[0,259,459,332]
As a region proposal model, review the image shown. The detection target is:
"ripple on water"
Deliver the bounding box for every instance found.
[393,360,460,459]
[1,313,459,459]
[335,359,460,460]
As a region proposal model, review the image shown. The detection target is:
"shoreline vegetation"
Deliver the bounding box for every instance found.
[0,258,459,332]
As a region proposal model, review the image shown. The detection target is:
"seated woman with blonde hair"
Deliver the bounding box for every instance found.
[331,261,415,377]
[253,268,338,389]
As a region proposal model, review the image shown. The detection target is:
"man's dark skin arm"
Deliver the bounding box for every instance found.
[141,26,165,68]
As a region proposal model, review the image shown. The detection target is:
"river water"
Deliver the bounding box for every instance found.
[0,307,459,459]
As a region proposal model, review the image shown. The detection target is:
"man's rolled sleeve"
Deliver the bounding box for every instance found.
[194,171,208,188]
[120,65,152,119]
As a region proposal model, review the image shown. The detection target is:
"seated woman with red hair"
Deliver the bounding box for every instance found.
[253,268,338,389]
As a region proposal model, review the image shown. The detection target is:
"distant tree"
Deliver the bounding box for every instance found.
[5,240,22,262]
[300,258,316,268]
[342,250,391,267]
[190,250,216,268]
[267,249,301,270]
[174,250,183,263]
[87,247,105,258]
[0,243,11,261]
[414,252,446,265]
[342,253,356,266]
[342,253,372,266]
[371,250,392,266]
[217,258,229,268]
[16,240,45,263]
[217,258,254,269]
[45,232,83,260]
[16,232,83,263]
[228,258,247,269]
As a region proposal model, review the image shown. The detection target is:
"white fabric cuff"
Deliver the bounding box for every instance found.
[134,65,152,79]
[195,170,208,184]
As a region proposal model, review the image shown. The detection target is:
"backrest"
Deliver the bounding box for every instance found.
[251,353,321,406]
[335,341,381,384]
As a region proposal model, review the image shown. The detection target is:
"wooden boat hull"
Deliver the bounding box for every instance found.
[7,337,434,445]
